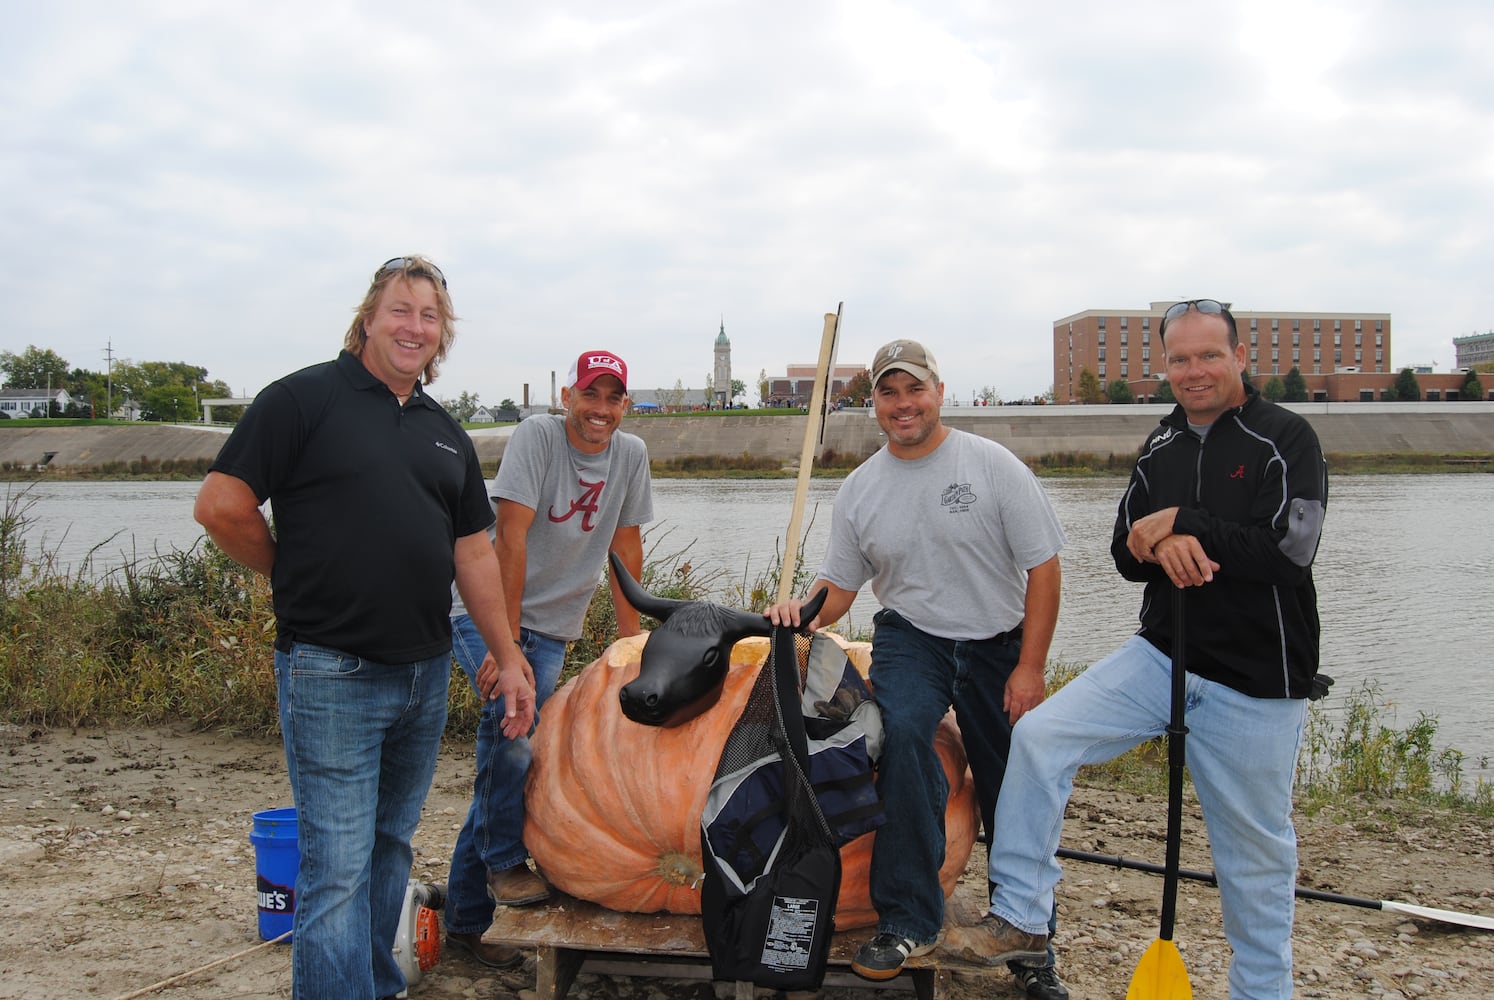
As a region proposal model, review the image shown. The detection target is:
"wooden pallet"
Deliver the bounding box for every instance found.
[485,891,992,1000]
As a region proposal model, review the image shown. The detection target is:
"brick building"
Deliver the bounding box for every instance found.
[1052,302,1489,402]
[1053,302,1395,404]
[765,364,867,408]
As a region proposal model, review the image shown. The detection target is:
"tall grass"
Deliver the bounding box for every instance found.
[1,486,1488,816]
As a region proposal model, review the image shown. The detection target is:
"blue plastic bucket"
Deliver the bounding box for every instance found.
[249,807,299,941]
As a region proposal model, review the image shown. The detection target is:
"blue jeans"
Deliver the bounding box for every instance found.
[988,635,1306,1000]
[444,618,567,935]
[274,642,450,1000]
[867,609,1055,961]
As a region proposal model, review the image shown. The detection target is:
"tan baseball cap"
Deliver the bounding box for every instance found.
[871,339,940,385]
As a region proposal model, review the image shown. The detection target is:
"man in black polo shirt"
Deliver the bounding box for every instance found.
[195,255,535,1000]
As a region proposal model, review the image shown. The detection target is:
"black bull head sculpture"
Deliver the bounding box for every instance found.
[609,551,828,727]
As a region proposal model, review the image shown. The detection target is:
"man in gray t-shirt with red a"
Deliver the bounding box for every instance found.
[767,339,1069,1000]
[444,350,653,968]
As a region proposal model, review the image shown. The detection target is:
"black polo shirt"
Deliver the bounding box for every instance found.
[211,351,495,662]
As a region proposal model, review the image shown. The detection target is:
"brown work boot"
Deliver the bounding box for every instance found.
[446,930,523,969]
[487,863,551,906]
[941,913,1047,965]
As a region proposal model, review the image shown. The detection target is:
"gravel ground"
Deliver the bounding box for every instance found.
[2,724,1491,1000]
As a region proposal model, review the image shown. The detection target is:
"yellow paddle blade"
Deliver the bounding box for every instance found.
[1126,939,1192,1000]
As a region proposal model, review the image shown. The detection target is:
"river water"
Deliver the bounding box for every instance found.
[7,475,1492,775]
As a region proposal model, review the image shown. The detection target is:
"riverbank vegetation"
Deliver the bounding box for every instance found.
[5,449,1491,484]
[2,487,1488,820]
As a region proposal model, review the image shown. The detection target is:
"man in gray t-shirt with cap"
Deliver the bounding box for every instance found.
[443,349,653,968]
[767,339,1069,1000]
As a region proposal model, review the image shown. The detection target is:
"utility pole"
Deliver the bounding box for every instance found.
[103,340,115,422]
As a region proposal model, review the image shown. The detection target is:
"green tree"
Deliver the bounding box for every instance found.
[1283,367,1309,402]
[1459,369,1484,401]
[142,384,197,422]
[499,398,517,411]
[730,378,746,405]
[1154,379,1175,404]
[757,368,770,407]
[1076,368,1105,404]
[65,368,108,417]
[1106,379,1134,404]
[1392,368,1421,402]
[1,346,70,389]
[841,369,872,406]
[1262,375,1286,401]
[446,390,481,422]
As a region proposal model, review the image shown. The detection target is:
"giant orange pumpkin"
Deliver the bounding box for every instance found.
[524,632,980,931]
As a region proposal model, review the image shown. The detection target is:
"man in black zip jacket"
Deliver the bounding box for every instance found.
[945,299,1327,1000]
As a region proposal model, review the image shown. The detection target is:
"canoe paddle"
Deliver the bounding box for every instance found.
[1058,847,1494,931]
[1127,585,1192,999]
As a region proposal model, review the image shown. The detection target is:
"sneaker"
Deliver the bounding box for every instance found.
[487,863,551,906]
[445,930,523,969]
[941,913,1047,965]
[1008,962,1070,1000]
[851,931,938,981]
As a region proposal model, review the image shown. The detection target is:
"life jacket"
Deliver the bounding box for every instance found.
[699,628,884,989]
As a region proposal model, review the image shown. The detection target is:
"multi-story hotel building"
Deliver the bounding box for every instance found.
[1053,303,1393,404]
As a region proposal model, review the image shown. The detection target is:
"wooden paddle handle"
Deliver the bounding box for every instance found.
[776,309,841,607]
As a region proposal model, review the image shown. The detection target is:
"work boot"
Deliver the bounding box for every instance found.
[487,863,551,906]
[445,930,523,969]
[941,913,1047,965]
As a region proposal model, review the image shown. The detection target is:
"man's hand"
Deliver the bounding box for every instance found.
[1153,534,1221,588]
[765,596,818,631]
[1126,507,1181,564]
[476,648,538,739]
[1004,661,1047,724]
[1128,507,1220,588]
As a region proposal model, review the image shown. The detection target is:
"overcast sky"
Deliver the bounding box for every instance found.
[4,1,1491,405]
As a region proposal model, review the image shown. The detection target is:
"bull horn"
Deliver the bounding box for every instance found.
[800,585,829,626]
[608,551,691,622]
[725,583,833,637]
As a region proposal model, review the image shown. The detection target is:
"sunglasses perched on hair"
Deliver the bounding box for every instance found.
[377,256,448,289]
[1160,298,1226,334]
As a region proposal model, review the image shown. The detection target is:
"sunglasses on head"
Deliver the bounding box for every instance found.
[377,256,448,290]
[1160,298,1227,335]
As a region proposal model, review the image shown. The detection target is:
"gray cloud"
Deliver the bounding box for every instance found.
[3,0,1491,404]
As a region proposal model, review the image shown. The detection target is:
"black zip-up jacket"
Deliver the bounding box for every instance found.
[1112,384,1328,699]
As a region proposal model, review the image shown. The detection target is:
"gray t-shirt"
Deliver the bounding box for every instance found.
[817,428,1065,641]
[451,414,653,640]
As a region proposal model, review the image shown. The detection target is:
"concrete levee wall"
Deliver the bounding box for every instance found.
[3,403,1493,471]
[0,425,232,470]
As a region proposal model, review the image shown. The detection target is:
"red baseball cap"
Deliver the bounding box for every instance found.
[568,350,628,391]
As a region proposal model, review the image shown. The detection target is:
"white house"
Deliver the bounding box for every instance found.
[0,387,72,418]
